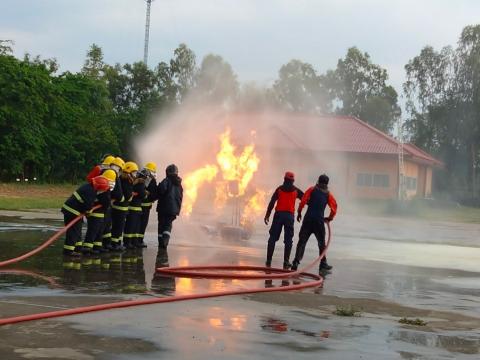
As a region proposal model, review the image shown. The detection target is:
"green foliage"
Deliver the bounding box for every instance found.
[195,54,238,105]
[0,40,13,55]
[398,317,427,326]
[271,48,400,133]
[404,25,480,197]
[334,305,362,317]
[273,59,331,113]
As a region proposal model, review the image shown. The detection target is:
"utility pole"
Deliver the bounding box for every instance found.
[143,0,154,66]
[397,118,406,200]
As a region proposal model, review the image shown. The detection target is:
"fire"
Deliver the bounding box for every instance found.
[182,128,265,224]
[241,189,267,226]
[216,129,259,197]
[183,165,218,216]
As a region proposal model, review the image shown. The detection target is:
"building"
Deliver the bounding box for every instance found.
[253,113,443,200]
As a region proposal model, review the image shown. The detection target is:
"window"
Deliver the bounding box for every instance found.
[406,177,417,190]
[357,173,390,188]
[373,174,389,188]
[357,173,372,186]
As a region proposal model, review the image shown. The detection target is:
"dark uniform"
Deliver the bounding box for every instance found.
[156,174,183,249]
[61,183,98,255]
[265,177,304,269]
[101,175,123,250]
[139,177,157,247]
[111,176,133,251]
[82,190,111,254]
[291,178,337,272]
[124,179,147,249]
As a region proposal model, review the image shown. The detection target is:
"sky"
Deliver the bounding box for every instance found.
[2,0,480,98]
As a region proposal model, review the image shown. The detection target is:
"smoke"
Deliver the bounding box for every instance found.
[135,95,348,225]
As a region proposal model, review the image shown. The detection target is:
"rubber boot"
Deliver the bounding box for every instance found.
[102,238,112,252]
[110,242,125,252]
[265,242,275,268]
[291,259,299,271]
[159,237,169,250]
[135,237,147,248]
[283,243,292,270]
[63,249,81,257]
[124,238,135,250]
[93,245,107,253]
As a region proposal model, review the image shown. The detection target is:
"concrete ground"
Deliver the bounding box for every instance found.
[0,211,479,359]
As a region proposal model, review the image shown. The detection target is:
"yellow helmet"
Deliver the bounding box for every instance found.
[102,155,115,165]
[111,157,125,170]
[144,162,157,172]
[123,161,139,174]
[102,169,117,182]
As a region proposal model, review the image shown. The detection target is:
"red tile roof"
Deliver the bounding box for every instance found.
[268,113,443,167]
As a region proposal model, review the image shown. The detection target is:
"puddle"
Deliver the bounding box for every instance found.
[390,330,480,355]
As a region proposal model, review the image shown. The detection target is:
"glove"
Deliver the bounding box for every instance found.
[264,215,269,225]
[296,213,302,223]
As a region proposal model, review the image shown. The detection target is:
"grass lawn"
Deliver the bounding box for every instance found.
[0,183,76,210]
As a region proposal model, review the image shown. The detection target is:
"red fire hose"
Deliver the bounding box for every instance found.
[0,205,101,268]
[0,210,331,326]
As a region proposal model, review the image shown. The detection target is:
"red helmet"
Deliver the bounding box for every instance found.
[284,171,295,181]
[91,176,110,192]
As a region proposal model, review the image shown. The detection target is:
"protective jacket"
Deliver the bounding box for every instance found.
[142,178,158,208]
[156,175,183,216]
[298,185,337,221]
[112,176,133,212]
[129,180,147,210]
[266,180,304,217]
[62,183,97,216]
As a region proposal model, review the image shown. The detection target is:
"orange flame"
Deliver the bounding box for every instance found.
[241,189,268,226]
[216,129,259,197]
[183,165,218,216]
[182,128,263,221]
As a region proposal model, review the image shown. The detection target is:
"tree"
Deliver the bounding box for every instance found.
[330,47,400,133]
[82,43,105,79]
[169,43,196,102]
[404,25,480,198]
[454,25,480,196]
[272,59,330,113]
[0,55,52,180]
[194,54,238,105]
[0,40,13,55]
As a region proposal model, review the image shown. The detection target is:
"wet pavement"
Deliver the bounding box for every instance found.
[0,212,479,359]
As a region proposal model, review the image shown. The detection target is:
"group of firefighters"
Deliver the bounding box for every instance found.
[61,155,183,257]
[61,157,336,275]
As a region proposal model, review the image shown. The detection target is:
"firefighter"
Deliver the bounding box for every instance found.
[110,161,137,252]
[156,164,183,250]
[101,157,125,251]
[264,171,304,269]
[86,155,115,183]
[138,162,158,248]
[61,176,110,257]
[124,167,147,250]
[82,170,116,255]
[291,174,337,273]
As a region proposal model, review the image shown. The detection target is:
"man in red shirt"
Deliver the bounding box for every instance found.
[264,171,304,269]
[291,174,337,273]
